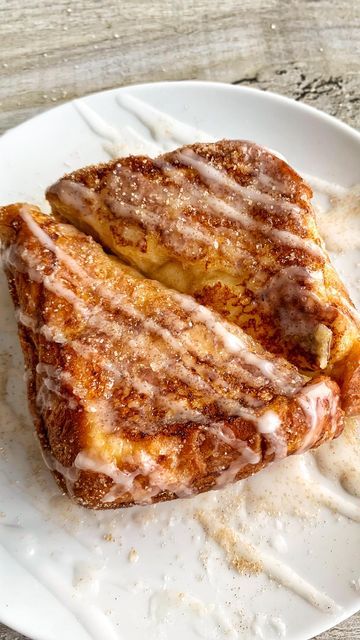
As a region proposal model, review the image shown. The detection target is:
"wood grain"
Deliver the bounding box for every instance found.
[0,0,359,134]
[0,1,359,639]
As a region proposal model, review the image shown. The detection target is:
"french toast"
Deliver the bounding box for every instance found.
[0,204,343,508]
[47,140,360,413]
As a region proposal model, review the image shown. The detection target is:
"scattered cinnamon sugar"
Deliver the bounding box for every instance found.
[196,509,262,576]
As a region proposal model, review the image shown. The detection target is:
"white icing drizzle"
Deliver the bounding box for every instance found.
[75,94,217,163]
[264,265,359,349]
[4,210,280,497]
[40,322,68,344]
[18,297,235,430]
[257,411,288,461]
[35,363,78,412]
[75,101,125,146]
[242,443,360,524]
[13,270,261,428]
[116,92,215,149]
[266,431,288,461]
[176,148,302,215]
[269,226,323,257]
[59,169,252,267]
[213,407,287,462]
[307,479,360,523]
[102,175,215,248]
[301,172,348,199]
[313,418,360,498]
[172,292,286,386]
[158,155,325,258]
[15,207,304,404]
[257,410,281,434]
[0,525,118,640]
[297,381,338,453]
[41,447,79,484]
[75,100,161,157]
[52,143,360,386]
[215,448,261,488]
[55,181,101,218]
[197,513,341,613]
[75,451,148,493]
[270,534,288,555]
[250,613,287,639]
[315,184,360,254]
[265,146,287,162]
[15,309,37,331]
[40,447,79,499]
[98,452,196,504]
[49,147,359,390]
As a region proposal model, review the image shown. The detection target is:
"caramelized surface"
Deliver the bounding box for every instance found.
[0,204,343,508]
[47,140,359,390]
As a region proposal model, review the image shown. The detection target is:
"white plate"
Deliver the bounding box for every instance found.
[0,81,360,640]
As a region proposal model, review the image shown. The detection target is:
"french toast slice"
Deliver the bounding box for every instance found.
[47,140,359,413]
[0,204,343,508]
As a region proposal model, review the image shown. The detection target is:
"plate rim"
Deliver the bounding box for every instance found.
[2,79,360,144]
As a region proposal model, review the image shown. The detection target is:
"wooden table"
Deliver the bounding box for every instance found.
[0,1,359,638]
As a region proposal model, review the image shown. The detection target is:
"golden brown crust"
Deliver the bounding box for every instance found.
[46,140,359,392]
[333,341,360,416]
[0,204,344,509]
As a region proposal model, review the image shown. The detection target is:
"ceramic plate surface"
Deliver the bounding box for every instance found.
[0,81,360,640]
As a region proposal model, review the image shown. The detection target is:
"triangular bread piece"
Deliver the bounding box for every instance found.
[0,204,343,508]
[47,140,359,413]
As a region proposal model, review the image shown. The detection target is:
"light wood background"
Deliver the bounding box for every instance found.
[0,1,359,638]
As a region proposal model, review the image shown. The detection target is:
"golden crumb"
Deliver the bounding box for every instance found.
[103,533,115,542]
[231,556,261,575]
[128,547,139,563]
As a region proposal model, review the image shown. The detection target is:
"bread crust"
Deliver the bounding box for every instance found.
[0,204,344,508]
[46,140,360,413]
